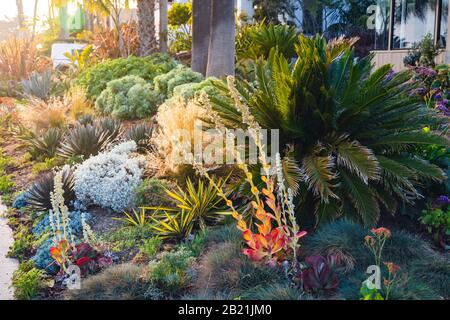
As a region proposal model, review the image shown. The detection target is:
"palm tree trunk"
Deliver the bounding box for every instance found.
[159,0,168,53]
[137,0,157,57]
[31,0,39,43]
[15,0,25,30]
[206,0,235,78]
[191,0,211,75]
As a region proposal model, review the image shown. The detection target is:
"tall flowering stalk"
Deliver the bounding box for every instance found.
[49,168,75,248]
[49,167,75,272]
[195,77,306,265]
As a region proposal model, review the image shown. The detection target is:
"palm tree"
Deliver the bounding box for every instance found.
[191,0,211,75]
[15,0,25,30]
[137,0,157,56]
[206,0,235,77]
[210,36,449,226]
[159,0,168,53]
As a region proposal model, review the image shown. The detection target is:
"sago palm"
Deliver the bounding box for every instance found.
[209,35,449,227]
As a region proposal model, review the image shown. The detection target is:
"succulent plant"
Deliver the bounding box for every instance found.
[300,255,339,294]
[57,124,111,160]
[21,71,52,100]
[95,117,122,142]
[77,114,95,126]
[126,123,153,152]
[26,167,75,212]
[28,128,63,159]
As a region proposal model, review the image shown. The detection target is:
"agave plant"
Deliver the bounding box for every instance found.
[26,167,75,211]
[57,124,111,160]
[95,117,123,142]
[126,123,154,152]
[28,128,64,160]
[21,71,53,100]
[210,35,449,226]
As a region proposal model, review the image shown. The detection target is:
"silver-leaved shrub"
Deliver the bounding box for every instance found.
[74,141,142,212]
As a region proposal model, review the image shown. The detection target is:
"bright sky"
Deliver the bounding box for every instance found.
[0,0,52,20]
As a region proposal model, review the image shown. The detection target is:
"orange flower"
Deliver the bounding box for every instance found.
[364,235,375,246]
[371,227,391,238]
[383,262,401,275]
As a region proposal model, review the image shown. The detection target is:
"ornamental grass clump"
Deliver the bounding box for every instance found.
[74,141,142,212]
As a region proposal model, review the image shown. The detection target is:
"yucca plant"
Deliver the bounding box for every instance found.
[26,166,75,212]
[28,128,64,160]
[149,208,196,240]
[126,123,153,152]
[209,35,449,227]
[146,177,230,231]
[57,124,111,160]
[114,207,148,227]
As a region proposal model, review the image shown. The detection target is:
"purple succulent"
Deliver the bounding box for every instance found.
[301,255,339,293]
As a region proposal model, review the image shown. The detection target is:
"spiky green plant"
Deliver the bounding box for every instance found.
[210,35,449,226]
[150,208,196,240]
[145,177,230,233]
[28,128,63,160]
[126,123,153,152]
[95,117,123,142]
[26,166,75,211]
[236,22,298,62]
[57,124,111,160]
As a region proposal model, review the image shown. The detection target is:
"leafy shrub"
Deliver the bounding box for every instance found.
[12,262,45,300]
[74,141,142,212]
[168,2,192,26]
[126,123,154,152]
[95,75,161,119]
[134,178,172,207]
[139,237,162,259]
[172,77,219,100]
[26,166,75,211]
[211,35,449,226]
[57,124,115,160]
[76,54,177,100]
[0,174,14,194]
[404,34,440,67]
[66,263,151,300]
[21,71,53,100]
[148,246,195,296]
[154,65,203,98]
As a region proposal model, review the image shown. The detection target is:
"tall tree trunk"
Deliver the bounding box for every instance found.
[15,0,25,30]
[30,0,39,43]
[159,0,168,53]
[137,0,157,57]
[206,0,235,78]
[191,0,211,75]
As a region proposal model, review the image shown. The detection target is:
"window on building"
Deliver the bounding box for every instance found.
[392,0,440,49]
[439,0,448,47]
[374,0,391,50]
